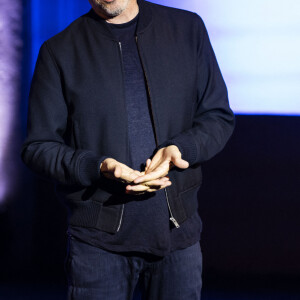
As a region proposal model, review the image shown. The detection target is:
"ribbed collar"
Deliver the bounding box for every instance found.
[86,0,152,39]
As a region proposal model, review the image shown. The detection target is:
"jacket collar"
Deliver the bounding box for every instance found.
[136,0,152,34]
[86,0,152,39]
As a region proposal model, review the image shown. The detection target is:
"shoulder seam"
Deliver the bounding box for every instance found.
[44,41,61,76]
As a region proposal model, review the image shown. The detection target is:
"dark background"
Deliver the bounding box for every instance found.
[1,115,299,298]
[0,0,299,299]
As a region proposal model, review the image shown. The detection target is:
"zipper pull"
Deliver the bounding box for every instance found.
[170,217,180,228]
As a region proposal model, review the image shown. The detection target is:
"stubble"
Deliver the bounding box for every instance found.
[90,0,130,18]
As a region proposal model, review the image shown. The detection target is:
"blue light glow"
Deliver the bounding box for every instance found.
[30,0,300,115]
[0,0,22,204]
[152,0,300,115]
[30,0,91,75]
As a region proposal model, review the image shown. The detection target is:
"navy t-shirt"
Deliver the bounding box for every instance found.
[69,14,202,257]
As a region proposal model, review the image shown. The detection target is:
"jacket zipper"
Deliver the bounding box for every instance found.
[135,36,180,228]
[116,41,125,232]
[164,189,180,228]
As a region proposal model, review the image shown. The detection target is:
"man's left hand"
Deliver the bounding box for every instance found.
[130,145,189,186]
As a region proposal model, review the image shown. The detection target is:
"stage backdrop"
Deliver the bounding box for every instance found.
[28,0,300,116]
[1,0,298,292]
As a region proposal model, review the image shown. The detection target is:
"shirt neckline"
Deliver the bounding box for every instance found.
[106,13,139,29]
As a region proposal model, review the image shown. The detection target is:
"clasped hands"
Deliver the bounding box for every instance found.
[100,145,189,195]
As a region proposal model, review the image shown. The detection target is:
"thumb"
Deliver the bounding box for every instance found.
[114,164,122,178]
[173,157,189,169]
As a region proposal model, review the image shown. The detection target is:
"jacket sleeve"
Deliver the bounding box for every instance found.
[21,42,107,187]
[158,15,235,165]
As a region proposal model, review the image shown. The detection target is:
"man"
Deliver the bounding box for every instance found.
[22,0,234,299]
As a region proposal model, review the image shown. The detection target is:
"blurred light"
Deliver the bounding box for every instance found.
[30,0,91,76]
[0,0,22,204]
[152,0,300,115]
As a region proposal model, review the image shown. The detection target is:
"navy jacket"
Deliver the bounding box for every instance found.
[21,0,234,233]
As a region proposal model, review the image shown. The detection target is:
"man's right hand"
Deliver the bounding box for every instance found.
[100,158,171,195]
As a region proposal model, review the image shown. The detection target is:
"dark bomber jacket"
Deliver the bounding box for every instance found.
[21,0,235,233]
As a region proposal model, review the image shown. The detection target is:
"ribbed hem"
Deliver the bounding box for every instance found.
[158,134,198,165]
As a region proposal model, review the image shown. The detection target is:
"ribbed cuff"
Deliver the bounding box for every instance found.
[77,153,108,186]
[158,134,198,165]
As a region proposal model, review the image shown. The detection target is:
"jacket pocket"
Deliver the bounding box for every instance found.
[179,184,201,218]
[67,198,123,233]
[56,183,112,204]
[171,165,202,196]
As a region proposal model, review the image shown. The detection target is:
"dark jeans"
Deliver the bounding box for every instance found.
[66,236,202,300]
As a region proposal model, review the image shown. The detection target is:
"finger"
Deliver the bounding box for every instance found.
[102,160,143,183]
[146,159,162,174]
[135,160,170,183]
[173,157,189,169]
[126,177,170,189]
[120,169,141,183]
[145,151,164,174]
[134,168,168,184]
[127,181,171,191]
[126,184,149,192]
[128,170,143,182]
[143,178,171,187]
[146,182,172,193]
[144,177,169,185]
